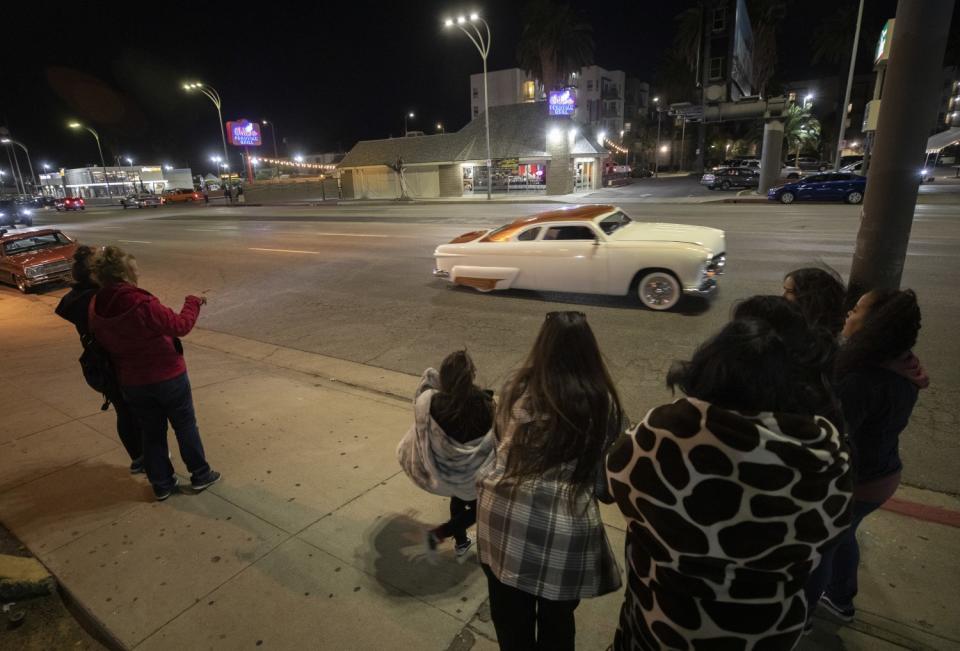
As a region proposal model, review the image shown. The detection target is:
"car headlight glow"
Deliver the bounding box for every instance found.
[920,168,929,176]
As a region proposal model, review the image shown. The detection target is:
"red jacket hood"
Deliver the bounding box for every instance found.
[94,282,153,320]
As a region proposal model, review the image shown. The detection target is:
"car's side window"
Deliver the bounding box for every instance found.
[543,226,597,241]
[517,227,541,241]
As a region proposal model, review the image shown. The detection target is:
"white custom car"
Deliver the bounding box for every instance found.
[433,205,726,311]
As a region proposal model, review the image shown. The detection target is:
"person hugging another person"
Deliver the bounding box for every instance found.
[477,311,625,651]
[607,297,853,650]
[782,267,847,339]
[55,245,144,473]
[397,350,496,560]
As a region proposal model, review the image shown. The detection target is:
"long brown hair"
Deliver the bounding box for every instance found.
[836,289,921,379]
[498,311,624,497]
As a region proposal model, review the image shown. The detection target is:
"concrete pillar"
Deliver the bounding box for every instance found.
[758,119,785,194]
[849,0,955,297]
[546,121,574,196]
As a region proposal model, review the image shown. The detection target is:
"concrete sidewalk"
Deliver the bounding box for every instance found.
[0,293,958,650]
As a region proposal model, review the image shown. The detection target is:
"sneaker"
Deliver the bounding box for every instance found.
[191,470,221,492]
[154,478,179,501]
[425,531,440,561]
[454,538,473,562]
[129,457,145,474]
[819,594,855,622]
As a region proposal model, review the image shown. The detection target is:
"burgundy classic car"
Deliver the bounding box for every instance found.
[0,228,77,293]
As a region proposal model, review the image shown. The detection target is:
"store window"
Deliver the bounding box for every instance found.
[587,79,594,91]
[522,80,535,100]
[709,57,724,80]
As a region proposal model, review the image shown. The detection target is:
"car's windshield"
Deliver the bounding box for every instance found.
[3,233,70,256]
[598,211,632,235]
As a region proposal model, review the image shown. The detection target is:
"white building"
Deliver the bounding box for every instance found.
[469,68,540,120]
[37,165,194,198]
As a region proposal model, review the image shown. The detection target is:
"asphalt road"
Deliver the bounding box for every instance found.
[12,197,960,494]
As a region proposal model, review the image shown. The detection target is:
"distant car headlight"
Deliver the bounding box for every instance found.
[920,168,929,176]
[21,208,32,215]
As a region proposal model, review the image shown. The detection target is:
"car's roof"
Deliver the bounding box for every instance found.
[482,205,616,242]
[0,228,62,242]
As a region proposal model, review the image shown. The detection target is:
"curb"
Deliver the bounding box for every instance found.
[882,497,960,528]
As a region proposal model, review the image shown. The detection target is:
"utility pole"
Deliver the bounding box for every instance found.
[695,4,711,174]
[848,0,955,298]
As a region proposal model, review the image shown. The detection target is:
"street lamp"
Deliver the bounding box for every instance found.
[803,93,814,109]
[403,111,415,136]
[444,10,492,200]
[436,122,444,134]
[183,81,230,185]
[653,96,663,178]
[1,137,36,195]
[262,119,281,179]
[68,122,112,197]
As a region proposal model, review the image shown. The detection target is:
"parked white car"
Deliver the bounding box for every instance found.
[433,205,726,311]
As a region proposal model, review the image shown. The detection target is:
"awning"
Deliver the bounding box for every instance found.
[926,127,960,153]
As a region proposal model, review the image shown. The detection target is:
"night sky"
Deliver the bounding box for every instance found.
[0,0,947,177]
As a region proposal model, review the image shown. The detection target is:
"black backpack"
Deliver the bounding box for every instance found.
[79,333,119,411]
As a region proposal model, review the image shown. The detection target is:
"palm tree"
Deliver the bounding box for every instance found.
[782,104,822,163]
[748,0,787,98]
[517,0,594,90]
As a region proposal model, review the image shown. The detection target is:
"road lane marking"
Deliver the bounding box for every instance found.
[186,228,233,232]
[119,240,152,244]
[249,247,320,255]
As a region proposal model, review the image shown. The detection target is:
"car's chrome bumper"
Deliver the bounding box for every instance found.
[24,271,72,288]
[433,268,450,278]
[685,277,718,298]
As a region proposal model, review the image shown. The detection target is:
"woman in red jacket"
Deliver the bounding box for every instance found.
[89,246,220,501]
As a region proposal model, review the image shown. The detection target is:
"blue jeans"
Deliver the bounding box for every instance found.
[805,500,882,610]
[123,373,211,491]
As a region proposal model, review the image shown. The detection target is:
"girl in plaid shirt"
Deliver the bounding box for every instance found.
[477,311,625,651]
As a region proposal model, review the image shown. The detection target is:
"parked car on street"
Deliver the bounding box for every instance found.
[120,193,164,208]
[630,167,654,178]
[54,196,85,211]
[433,204,726,311]
[0,228,76,293]
[163,188,202,203]
[768,172,866,204]
[0,199,35,227]
[701,167,760,190]
[785,155,828,172]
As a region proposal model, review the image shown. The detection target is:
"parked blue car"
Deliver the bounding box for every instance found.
[767,172,866,205]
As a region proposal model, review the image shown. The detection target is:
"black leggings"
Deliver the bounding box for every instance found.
[482,563,579,651]
[432,497,476,545]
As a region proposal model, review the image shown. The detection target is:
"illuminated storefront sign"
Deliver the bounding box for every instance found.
[875,19,894,64]
[226,119,262,146]
[548,89,576,116]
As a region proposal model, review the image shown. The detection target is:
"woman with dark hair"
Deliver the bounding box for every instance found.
[805,289,928,623]
[607,316,853,650]
[783,267,847,337]
[89,246,219,501]
[477,311,624,651]
[55,245,144,472]
[396,350,495,560]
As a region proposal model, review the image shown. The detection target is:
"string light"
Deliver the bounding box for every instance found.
[602,138,628,154]
[250,157,336,171]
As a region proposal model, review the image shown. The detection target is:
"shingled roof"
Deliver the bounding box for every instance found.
[338,102,602,168]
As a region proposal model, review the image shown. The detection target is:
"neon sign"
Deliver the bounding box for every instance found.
[548,89,576,116]
[226,119,262,147]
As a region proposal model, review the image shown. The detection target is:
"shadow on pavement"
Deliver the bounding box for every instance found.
[361,512,479,598]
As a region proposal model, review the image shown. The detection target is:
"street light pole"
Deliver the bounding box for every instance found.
[653,96,663,177]
[68,122,112,198]
[834,0,864,171]
[404,111,415,136]
[262,120,280,179]
[184,82,230,184]
[445,12,493,200]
